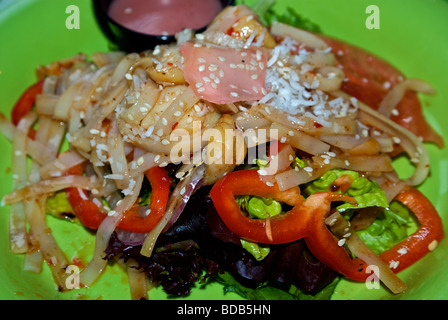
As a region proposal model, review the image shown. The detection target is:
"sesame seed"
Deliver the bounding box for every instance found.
[230,92,239,97]
[162,117,168,126]
[303,167,313,173]
[428,240,438,251]
[197,87,205,93]
[175,172,185,179]
[174,111,182,117]
[397,248,408,255]
[180,186,186,195]
[389,260,400,269]
[257,169,267,176]
[392,136,401,144]
[195,82,204,88]
[162,139,170,145]
[108,210,117,217]
[137,157,144,166]
[337,239,346,246]
[198,65,205,72]
[362,129,369,137]
[251,74,258,80]
[326,217,337,226]
[208,64,218,72]
[266,182,274,187]
[125,73,132,80]
[89,129,100,135]
[218,56,226,62]
[140,107,148,113]
[154,155,161,162]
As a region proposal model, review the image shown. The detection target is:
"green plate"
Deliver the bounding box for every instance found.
[0,0,447,300]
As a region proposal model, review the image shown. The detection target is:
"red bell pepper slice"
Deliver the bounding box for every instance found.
[305,187,444,281]
[210,169,353,244]
[11,80,44,126]
[66,164,172,233]
[211,169,444,282]
[210,169,304,243]
[379,187,444,273]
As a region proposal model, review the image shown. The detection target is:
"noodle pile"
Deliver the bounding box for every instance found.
[0,5,437,298]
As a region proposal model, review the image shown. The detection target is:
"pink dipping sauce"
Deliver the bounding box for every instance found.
[108,0,223,36]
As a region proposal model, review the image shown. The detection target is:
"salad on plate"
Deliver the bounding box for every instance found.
[0,1,445,300]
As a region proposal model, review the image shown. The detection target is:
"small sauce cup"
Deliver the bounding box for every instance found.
[93,0,234,52]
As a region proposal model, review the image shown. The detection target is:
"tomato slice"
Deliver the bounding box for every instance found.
[320,35,443,148]
[11,80,44,126]
[66,164,172,233]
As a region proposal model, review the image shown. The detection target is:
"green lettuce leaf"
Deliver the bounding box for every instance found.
[45,191,76,221]
[357,201,416,254]
[242,0,322,32]
[240,239,270,261]
[306,169,416,254]
[304,169,389,212]
[235,195,282,260]
[216,271,340,300]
